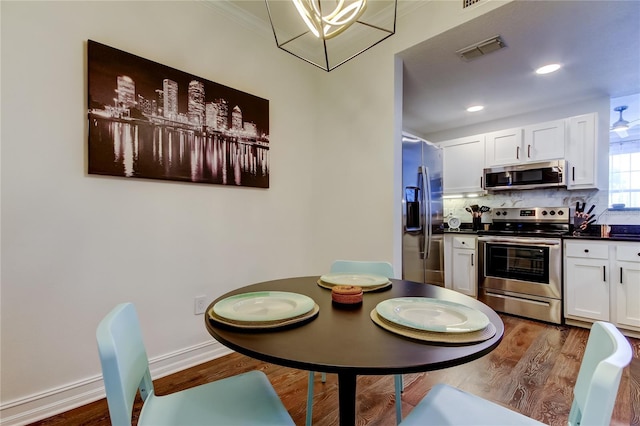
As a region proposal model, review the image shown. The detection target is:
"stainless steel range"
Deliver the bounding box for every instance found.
[478,207,570,324]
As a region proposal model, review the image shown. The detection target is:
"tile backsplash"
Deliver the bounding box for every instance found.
[444,188,640,225]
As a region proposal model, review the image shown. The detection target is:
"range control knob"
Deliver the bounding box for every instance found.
[550,210,556,215]
[558,210,564,215]
[495,211,501,216]
[542,210,548,216]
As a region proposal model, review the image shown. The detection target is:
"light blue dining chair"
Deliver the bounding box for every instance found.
[97,302,295,426]
[306,260,403,426]
[400,321,632,425]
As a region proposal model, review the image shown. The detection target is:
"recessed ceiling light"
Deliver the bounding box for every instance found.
[466,105,484,112]
[535,63,561,75]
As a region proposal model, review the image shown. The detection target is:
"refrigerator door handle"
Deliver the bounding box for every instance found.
[420,165,431,261]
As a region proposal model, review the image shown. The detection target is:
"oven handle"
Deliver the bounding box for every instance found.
[477,236,561,246]
[484,290,551,307]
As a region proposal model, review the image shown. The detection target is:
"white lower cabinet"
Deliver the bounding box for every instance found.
[614,245,640,328]
[564,240,640,334]
[564,241,610,320]
[444,234,477,297]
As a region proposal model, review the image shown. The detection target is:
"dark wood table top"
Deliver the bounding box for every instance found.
[204,276,504,375]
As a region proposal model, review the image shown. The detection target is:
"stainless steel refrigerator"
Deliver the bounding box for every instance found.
[402,136,444,286]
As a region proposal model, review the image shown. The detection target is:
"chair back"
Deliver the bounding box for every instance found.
[568,321,632,426]
[330,260,394,278]
[97,303,154,425]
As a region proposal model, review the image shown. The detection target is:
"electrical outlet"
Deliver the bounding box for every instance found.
[194,295,207,315]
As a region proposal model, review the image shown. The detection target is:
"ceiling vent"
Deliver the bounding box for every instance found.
[456,35,506,61]
[462,0,482,8]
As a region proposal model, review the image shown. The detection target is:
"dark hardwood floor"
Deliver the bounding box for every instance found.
[30,315,640,426]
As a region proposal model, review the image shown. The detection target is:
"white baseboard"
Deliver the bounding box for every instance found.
[0,341,231,426]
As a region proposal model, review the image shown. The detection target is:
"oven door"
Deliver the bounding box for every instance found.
[478,236,562,299]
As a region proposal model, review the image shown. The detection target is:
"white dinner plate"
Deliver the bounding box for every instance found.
[210,304,319,329]
[213,291,315,322]
[319,273,389,287]
[375,297,490,333]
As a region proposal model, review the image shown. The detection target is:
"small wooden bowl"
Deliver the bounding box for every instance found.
[331,285,364,305]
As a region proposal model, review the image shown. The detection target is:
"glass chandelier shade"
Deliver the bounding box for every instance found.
[266,0,397,72]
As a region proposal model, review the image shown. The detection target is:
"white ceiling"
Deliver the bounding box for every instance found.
[212,1,640,141]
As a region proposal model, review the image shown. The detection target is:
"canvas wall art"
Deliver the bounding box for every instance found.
[87,40,270,188]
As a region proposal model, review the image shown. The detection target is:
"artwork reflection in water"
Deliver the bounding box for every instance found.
[87,40,269,188]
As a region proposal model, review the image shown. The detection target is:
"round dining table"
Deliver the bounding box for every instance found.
[204,276,504,426]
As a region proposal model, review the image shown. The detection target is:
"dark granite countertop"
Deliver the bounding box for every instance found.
[441,225,640,241]
[564,224,640,242]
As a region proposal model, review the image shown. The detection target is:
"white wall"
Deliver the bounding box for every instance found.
[0,0,508,423]
[308,0,509,274]
[424,96,610,143]
[1,1,319,422]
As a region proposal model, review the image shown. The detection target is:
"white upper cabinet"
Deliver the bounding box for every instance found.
[485,120,565,167]
[484,128,522,167]
[443,112,599,191]
[566,113,598,189]
[441,135,485,194]
[523,119,565,162]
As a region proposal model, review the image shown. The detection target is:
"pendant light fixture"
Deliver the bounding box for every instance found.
[292,0,368,40]
[611,105,630,138]
[265,0,397,72]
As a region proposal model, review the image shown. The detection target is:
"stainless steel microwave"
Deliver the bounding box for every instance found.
[483,160,566,191]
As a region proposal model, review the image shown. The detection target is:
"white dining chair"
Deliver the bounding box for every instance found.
[400,321,632,425]
[306,260,403,425]
[97,302,295,426]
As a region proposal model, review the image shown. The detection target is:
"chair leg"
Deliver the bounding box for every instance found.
[394,374,403,424]
[307,371,327,426]
[306,371,314,426]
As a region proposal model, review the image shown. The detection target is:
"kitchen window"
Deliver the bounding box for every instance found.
[609,139,640,208]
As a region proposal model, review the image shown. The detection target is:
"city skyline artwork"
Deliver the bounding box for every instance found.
[87,40,270,188]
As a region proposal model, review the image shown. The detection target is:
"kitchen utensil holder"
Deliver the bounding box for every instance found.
[573,216,594,236]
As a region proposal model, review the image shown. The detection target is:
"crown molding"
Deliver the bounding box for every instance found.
[200,1,274,37]
[202,0,426,37]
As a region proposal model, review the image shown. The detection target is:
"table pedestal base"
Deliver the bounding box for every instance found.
[338,373,357,426]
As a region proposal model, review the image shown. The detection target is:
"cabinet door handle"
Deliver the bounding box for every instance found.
[527,145,531,158]
[620,267,623,284]
[572,166,575,181]
[471,254,474,266]
[480,176,483,189]
[603,265,606,282]
[516,146,520,159]
[584,249,589,253]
